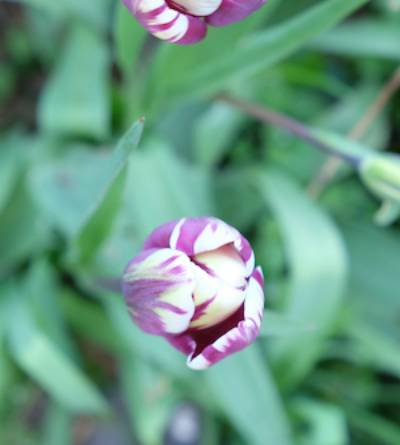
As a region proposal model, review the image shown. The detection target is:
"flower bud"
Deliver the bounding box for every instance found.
[360,154,400,203]
[122,217,264,370]
[122,0,266,45]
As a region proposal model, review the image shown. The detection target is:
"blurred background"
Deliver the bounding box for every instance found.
[1,0,400,444]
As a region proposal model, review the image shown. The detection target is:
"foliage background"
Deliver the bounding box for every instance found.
[1,0,400,444]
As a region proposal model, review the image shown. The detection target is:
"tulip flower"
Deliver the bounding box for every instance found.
[122,0,266,44]
[122,217,264,369]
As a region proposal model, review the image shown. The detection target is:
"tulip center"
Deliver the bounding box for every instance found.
[167,0,222,17]
[188,244,248,330]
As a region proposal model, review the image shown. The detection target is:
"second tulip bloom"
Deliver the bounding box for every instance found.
[122,0,267,44]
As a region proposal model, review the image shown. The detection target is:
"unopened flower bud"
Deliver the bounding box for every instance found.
[122,217,264,370]
[359,154,400,203]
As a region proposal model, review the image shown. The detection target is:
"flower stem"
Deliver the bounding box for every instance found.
[217,93,361,166]
[308,66,400,197]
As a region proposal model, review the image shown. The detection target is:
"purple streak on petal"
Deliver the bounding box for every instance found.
[197,316,260,366]
[123,249,195,335]
[252,266,264,288]
[175,217,239,255]
[144,217,239,256]
[144,220,180,250]
[190,257,217,278]
[176,16,208,44]
[158,254,180,268]
[123,278,179,334]
[128,248,159,266]
[175,218,218,255]
[165,332,196,356]
[234,235,255,277]
[237,236,252,263]
[156,301,188,314]
[165,304,245,364]
[191,295,217,322]
[207,0,266,26]
[165,266,265,369]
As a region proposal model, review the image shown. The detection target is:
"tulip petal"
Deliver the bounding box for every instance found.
[189,263,246,329]
[171,0,222,16]
[189,267,264,369]
[166,267,264,369]
[206,0,266,26]
[193,244,247,288]
[144,217,246,257]
[123,0,207,44]
[123,248,195,335]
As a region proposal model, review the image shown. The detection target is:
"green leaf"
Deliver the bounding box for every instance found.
[125,144,214,239]
[41,403,72,445]
[23,0,112,30]
[6,289,108,414]
[30,120,143,261]
[149,0,369,103]
[348,321,400,378]
[114,2,147,78]
[74,119,144,261]
[293,398,348,445]
[258,169,348,386]
[0,181,48,277]
[260,310,318,337]
[38,24,110,139]
[121,358,177,445]
[0,138,21,214]
[346,406,400,445]
[312,19,400,60]
[205,346,293,445]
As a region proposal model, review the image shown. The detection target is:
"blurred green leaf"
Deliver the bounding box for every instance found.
[38,24,110,139]
[312,20,400,60]
[125,144,215,238]
[347,406,400,445]
[6,289,108,414]
[41,403,72,445]
[30,120,143,262]
[206,346,293,445]
[114,2,147,78]
[23,0,112,30]
[293,398,348,445]
[25,260,76,356]
[121,358,177,445]
[260,310,318,337]
[258,170,348,386]
[149,0,369,103]
[0,181,47,277]
[74,120,144,262]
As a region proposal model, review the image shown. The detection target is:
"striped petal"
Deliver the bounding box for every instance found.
[171,0,222,16]
[193,243,247,288]
[206,0,266,26]
[166,267,264,370]
[188,262,246,329]
[144,217,253,265]
[122,248,195,335]
[123,0,207,44]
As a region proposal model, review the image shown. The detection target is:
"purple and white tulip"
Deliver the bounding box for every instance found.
[122,0,266,44]
[122,217,264,370]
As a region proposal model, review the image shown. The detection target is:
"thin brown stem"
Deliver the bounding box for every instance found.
[217,93,359,165]
[308,66,400,197]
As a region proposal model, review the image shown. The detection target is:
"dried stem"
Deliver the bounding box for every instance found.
[308,66,400,197]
